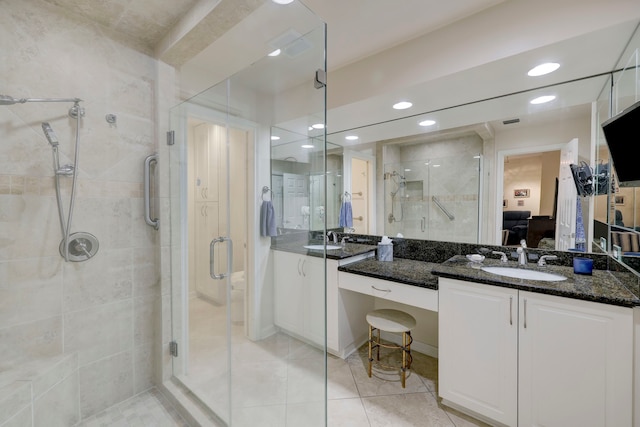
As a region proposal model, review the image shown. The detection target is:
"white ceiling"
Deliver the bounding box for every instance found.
[299,0,508,70]
[47,0,640,145]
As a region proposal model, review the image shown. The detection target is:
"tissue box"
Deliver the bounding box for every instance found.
[378,244,393,262]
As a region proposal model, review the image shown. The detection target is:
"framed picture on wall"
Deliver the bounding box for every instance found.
[615,195,625,205]
[503,199,508,208]
[514,188,530,198]
[517,200,525,207]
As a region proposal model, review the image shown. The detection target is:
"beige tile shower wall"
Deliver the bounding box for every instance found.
[0,0,163,419]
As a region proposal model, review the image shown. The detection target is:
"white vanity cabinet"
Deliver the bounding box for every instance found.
[273,251,326,347]
[438,277,633,427]
[438,278,518,426]
[517,290,632,427]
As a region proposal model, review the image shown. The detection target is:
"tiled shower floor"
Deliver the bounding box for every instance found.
[76,388,188,426]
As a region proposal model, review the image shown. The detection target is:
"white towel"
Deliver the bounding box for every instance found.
[260,201,277,237]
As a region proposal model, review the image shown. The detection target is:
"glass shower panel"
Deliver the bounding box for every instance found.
[384,154,481,242]
[169,2,326,426]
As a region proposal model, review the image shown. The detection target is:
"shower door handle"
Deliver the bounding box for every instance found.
[210,236,233,280]
[144,154,159,230]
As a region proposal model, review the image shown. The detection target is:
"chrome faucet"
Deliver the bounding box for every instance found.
[492,251,508,262]
[327,231,338,244]
[537,255,558,267]
[517,240,527,265]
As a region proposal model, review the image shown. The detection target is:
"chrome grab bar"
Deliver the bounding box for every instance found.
[210,236,233,280]
[144,154,159,230]
[432,196,455,220]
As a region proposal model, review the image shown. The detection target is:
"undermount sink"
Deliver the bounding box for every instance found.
[481,266,567,282]
[304,244,342,250]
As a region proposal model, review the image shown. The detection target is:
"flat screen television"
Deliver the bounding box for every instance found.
[601,99,640,187]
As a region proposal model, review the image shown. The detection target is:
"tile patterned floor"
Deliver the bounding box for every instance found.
[82,297,490,426]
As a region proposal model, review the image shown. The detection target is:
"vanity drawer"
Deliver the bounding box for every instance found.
[338,272,438,312]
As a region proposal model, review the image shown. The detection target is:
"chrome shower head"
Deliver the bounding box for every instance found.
[41,122,59,147]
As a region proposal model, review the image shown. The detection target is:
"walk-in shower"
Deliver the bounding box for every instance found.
[1,94,98,261]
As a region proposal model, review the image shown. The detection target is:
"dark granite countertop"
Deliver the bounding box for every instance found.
[337,258,439,290]
[271,240,376,260]
[335,254,640,307]
[432,255,640,307]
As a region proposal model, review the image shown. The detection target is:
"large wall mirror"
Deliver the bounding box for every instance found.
[270,19,640,273]
[271,127,343,232]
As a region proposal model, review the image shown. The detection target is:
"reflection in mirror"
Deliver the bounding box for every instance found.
[383,147,481,242]
[597,47,640,271]
[271,127,343,232]
[328,75,609,254]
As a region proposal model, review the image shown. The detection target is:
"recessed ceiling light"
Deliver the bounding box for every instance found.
[528,62,560,77]
[473,155,481,159]
[404,168,411,172]
[393,101,412,110]
[432,164,441,168]
[419,119,436,127]
[270,135,280,140]
[268,49,281,57]
[272,0,294,4]
[301,144,314,148]
[345,135,359,141]
[530,95,556,105]
[311,123,325,129]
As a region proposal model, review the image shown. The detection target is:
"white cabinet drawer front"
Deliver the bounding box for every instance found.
[338,272,438,312]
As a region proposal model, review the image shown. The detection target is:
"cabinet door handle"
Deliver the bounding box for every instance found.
[297,259,302,276]
[509,296,513,325]
[371,285,391,293]
[301,259,306,277]
[523,298,527,329]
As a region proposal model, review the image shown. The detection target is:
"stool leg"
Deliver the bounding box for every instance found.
[407,331,412,370]
[368,325,373,378]
[376,328,381,361]
[401,331,407,388]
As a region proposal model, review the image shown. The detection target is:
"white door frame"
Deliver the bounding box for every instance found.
[495,143,566,245]
[343,149,376,234]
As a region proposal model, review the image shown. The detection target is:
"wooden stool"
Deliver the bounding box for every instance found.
[366,308,416,388]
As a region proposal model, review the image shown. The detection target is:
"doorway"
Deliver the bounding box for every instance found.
[497,142,581,249]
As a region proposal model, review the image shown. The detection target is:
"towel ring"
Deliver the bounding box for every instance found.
[342,191,352,201]
[261,186,273,201]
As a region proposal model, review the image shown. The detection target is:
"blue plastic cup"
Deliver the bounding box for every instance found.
[573,257,593,275]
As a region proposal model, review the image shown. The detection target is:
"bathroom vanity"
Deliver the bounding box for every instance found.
[270,236,640,427]
[337,252,639,427]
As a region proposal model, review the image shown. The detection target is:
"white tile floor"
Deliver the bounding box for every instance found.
[84,297,489,426]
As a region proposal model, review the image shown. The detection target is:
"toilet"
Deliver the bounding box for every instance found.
[230,271,245,324]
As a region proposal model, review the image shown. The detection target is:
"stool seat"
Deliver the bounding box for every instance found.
[366,309,416,388]
[366,309,416,333]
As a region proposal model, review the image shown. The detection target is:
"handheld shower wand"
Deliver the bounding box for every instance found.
[41,122,59,147]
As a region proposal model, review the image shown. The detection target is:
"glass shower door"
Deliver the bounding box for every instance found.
[167,2,327,425]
